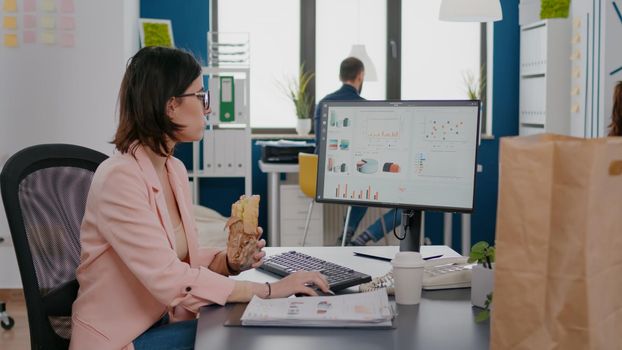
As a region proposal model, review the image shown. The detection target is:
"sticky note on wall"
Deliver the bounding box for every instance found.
[40,31,56,45]
[4,33,18,47]
[60,32,74,47]
[23,30,36,43]
[3,0,17,12]
[42,0,56,12]
[3,16,17,29]
[24,0,36,12]
[59,16,74,30]
[60,0,74,13]
[23,15,36,28]
[40,16,56,29]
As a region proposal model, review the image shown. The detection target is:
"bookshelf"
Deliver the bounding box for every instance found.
[518,18,571,136]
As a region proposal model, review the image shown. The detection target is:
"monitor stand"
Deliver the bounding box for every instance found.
[399,209,422,252]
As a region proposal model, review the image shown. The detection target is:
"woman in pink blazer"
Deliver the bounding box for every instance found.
[69,47,329,350]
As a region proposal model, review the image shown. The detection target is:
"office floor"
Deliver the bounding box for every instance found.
[0,289,29,350]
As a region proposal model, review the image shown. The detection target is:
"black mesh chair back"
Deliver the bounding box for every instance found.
[1,144,107,350]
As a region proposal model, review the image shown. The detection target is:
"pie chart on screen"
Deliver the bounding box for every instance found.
[356,158,379,174]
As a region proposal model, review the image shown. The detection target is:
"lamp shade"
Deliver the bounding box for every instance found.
[348,44,378,82]
[439,0,503,22]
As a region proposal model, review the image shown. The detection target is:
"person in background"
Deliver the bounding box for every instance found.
[314,57,401,245]
[349,210,402,246]
[608,81,622,136]
[70,46,329,350]
[313,57,365,147]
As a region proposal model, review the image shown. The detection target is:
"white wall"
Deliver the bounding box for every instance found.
[0,0,139,288]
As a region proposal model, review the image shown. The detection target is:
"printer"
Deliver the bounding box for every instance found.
[259,140,315,164]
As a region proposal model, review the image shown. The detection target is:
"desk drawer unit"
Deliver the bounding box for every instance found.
[280,185,323,246]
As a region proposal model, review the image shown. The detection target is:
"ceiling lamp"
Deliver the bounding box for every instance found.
[439,0,503,22]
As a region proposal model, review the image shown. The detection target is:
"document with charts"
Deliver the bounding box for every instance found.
[240,289,394,328]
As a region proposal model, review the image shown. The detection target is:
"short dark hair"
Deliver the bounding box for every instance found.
[339,57,364,82]
[112,46,202,157]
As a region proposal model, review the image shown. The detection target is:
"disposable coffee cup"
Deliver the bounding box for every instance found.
[391,252,425,305]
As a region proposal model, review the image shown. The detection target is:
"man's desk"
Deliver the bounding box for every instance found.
[196,246,490,350]
[257,160,298,246]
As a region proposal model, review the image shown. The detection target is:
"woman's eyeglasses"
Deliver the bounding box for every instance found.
[176,90,210,110]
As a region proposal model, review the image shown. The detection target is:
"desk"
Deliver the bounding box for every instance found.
[196,246,490,350]
[258,161,299,246]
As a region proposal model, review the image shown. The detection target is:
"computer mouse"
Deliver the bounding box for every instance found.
[295,286,335,297]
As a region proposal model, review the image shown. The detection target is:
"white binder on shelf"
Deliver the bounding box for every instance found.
[202,129,215,175]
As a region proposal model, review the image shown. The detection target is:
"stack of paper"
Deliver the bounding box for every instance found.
[240,289,394,328]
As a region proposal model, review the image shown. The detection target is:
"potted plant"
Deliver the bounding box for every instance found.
[279,63,315,135]
[463,65,486,101]
[468,241,495,319]
[463,66,486,133]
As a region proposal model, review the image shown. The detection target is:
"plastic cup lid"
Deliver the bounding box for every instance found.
[391,251,424,268]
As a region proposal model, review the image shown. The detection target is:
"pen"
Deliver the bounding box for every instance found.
[423,254,443,260]
[354,252,443,261]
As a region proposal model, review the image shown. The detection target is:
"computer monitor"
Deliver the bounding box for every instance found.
[316,100,481,251]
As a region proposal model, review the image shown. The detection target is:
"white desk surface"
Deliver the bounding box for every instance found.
[196,245,489,350]
[233,245,462,286]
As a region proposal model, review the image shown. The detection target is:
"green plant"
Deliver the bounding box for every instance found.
[470,240,495,322]
[278,63,315,119]
[463,65,486,101]
[468,241,495,269]
[475,293,493,323]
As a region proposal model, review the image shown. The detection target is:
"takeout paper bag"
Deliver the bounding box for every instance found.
[491,134,622,350]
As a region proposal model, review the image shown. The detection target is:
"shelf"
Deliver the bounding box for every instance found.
[518,16,571,136]
[521,21,546,31]
[520,73,546,78]
[189,66,253,202]
[188,172,246,178]
[519,122,545,127]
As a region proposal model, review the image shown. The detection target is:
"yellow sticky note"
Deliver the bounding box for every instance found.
[41,0,56,12]
[4,33,18,47]
[40,31,56,45]
[3,0,17,12]
[40,16,56,29]
[3,16,17,29]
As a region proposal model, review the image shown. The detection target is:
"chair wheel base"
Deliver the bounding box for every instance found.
[1,316,15,330]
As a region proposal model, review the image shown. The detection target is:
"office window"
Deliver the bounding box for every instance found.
[316,0,387,101]
[219,0,300,128]
[401,0,480,100]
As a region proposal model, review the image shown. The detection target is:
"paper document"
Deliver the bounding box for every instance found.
[240,289,394,328]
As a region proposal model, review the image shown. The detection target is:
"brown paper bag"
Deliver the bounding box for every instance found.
[491,134,622,350]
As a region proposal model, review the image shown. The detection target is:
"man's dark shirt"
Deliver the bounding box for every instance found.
[313,84,363,148]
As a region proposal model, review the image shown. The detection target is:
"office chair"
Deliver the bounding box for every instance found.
[0,144,107,350]
[298,153,318,246]
[299,153,354,247]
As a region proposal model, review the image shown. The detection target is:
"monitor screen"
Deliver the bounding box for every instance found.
[316,100,480,212]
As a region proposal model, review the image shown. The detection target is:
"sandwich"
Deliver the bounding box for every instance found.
[226,195,260,270]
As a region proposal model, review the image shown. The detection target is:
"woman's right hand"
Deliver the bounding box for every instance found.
[269,271,330,298]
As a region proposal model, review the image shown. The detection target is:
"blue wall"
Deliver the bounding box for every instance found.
[140,0,520,248]
[140,0,210,64]
[468,0,520,247]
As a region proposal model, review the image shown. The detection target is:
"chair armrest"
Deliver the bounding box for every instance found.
[42,279,79,316]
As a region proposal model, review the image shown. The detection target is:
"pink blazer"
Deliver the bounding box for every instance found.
[69,145,235,350]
